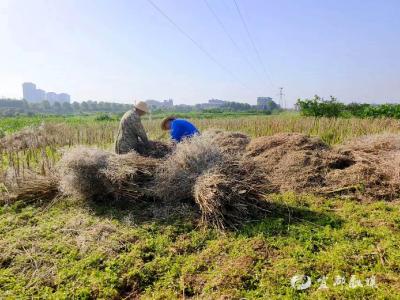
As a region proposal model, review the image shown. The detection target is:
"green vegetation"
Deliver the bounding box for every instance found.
[0,112,274,135]
[0,98,279,118]
[0,99,133,117]
[1,194,399,298]
[297,95,400,119]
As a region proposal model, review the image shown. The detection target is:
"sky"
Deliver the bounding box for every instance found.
[0,0,399,106]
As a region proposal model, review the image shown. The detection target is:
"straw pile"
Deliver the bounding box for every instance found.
[6,131,400,230]
[58,147,160,203]
[4,148,161,205]
[1,174,59,205]
[142,140,173,158]
[154,134,272,228]
[193,160,271,229]
[154,135,225,201]
[202,130,250,156]
[243,133,335,192]
[101,152,159,201]
[243,133,400,201]
[58,147,113,201]
[323,135,400,200]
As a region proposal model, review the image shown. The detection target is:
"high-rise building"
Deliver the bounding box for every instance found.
[22,82,37,102]
[46,92,58,103]
[22,82,71,103]
[36,89,46,101]
[58,93,71,103]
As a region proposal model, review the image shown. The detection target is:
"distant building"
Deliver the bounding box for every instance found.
[145,99,174,110]
[22,82,71,103]
[36,89,46,101]
[208,99,225,107]
[22,82,38,102]
[163,99,174,108]
[46,92,58,103]
[58,93,71,103]
[196,99,227,109]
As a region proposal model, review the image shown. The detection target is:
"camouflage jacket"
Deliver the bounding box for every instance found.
[115,109,149,154]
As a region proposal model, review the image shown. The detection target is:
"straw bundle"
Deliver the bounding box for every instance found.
[193,161,271,229]
[154,135,225,201]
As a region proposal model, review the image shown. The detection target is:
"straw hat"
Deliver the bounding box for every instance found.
[134,101,149,113]
[161,116,176,130]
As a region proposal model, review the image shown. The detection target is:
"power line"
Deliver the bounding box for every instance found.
[146,0,250,90]
[232,0,274,88]
[203,0,261,79]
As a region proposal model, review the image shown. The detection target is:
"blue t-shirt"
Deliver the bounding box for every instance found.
[170,119,199,142]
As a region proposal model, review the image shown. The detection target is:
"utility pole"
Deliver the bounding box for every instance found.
[279,87,285,109]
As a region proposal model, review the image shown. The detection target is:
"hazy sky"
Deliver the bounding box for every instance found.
[0,0,399,106]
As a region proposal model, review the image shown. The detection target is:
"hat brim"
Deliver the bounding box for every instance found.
[161,116,176,130]
[135,106,149,113]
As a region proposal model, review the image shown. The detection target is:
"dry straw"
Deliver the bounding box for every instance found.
[154,134,226,202]
[58,147,113,201]
[101,152,160,201]
[193,160,271,230]
[2,174,59,205]
[5,130,400,230]
[202,129,250,156]
[58,147,161,203]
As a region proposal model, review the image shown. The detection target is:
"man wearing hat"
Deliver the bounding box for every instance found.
[161,116,199,142]
[115,101,150,154]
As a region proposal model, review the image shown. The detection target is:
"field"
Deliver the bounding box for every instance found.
[1,114,400,299]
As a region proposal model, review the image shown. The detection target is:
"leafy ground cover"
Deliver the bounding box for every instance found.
[1,193,399,299]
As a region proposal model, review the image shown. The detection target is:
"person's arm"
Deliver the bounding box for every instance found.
[136,119,149,145]
[128,113,149,145]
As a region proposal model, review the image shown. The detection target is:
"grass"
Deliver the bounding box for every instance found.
[0,112,272,135]
[2,112,400,142]
[0,194,399,298]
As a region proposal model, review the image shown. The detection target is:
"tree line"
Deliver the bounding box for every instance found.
[297,96,400,119]
[0,99,132,117]
[0,98,282,117]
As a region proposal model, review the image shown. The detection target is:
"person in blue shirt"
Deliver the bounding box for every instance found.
[161,116,199,142]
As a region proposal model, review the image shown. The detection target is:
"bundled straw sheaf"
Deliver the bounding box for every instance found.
[101,152,160,201]
[193,160,271,230]
[58,147,113,201]
[2,174,59,205]
[58,147,161,203]
[154,135,225,201]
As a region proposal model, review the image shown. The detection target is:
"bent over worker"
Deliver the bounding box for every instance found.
[115,101,150,154]
[161,116,199,142]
